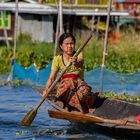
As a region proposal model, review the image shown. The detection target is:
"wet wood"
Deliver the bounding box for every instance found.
[34,85,140,134]
[48,109,140,127]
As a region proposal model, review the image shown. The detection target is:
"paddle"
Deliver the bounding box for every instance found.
[20,32,93,126]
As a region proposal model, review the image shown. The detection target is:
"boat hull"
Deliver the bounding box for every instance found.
[34,86,140,137]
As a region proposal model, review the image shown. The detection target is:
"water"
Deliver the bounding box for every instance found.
[0,86,134,140]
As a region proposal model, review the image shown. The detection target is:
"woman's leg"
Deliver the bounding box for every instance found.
[75,79,97,113]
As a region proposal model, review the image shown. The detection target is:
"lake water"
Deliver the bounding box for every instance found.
[0,86,135,140]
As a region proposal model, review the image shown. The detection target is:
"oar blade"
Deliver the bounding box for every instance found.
[20,109,37,126]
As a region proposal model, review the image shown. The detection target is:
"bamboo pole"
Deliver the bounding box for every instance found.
[100,0,112,93]
[96,16,100,37]
[54,14,60,56]
[54,0,64,56]
[91,15,95,31]
[54,0,59,56]
[102,0,112,67]
[59,0,63,35]
[13,0,19,59]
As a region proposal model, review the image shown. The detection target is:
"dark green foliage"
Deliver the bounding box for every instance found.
[0,33,54,73]
[102,92,140,103]
[16,41,54,69]
[0,31,140,74]
[0,47,13,74]
[106,49,140,73]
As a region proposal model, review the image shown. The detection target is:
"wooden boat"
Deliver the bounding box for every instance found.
[34,86,140,138]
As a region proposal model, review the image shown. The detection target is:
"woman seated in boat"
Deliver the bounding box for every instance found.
[43,32,97,113]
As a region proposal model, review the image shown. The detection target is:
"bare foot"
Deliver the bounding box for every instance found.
[64,106,69,111]
[88,108,96,114]
[55,101,64,108]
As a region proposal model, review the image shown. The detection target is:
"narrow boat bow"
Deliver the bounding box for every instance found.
[33,86,140,137]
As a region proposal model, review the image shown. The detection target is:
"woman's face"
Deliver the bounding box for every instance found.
[60,37,75,55]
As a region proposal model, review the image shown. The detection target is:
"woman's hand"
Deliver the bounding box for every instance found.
[70,57,77,65]
[70,57,84,67]
[42,89,47,98]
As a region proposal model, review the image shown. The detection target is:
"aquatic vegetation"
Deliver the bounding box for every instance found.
[102,92,140,103]
[0,28,140,74]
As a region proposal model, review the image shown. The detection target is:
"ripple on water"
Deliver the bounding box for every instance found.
[0,86,120,140]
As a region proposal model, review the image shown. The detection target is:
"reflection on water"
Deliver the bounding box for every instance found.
[0,86,127,140]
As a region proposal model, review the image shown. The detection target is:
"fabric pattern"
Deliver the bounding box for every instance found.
[56,77,96,113]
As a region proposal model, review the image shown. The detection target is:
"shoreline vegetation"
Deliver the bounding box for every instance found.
[0,27,140,75]
[0,27,140,101]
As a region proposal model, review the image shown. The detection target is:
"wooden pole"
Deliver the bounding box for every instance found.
[54,0,59,56]
[102,0,112,67]
[96,16,100,37]
[54,0,63,56]
[59,0,63,35]
[13,0,19,59]
[54,14,60,56]
[100,0,112,93]
[91,15,95,31]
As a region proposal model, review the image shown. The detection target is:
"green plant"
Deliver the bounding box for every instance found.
[102,92,140,103]
[0,28,140,74]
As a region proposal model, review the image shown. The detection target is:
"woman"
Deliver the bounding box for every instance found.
[43,32,97,113]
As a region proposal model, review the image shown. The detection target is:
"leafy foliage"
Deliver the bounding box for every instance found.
[0,47,13,74]
[0,29,140,74]
[102,92,140,103]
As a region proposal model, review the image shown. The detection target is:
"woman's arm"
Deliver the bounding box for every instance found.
[43,70,57,96]
[45,70,57,89]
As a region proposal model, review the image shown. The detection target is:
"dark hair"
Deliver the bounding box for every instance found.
[58,32,76,51]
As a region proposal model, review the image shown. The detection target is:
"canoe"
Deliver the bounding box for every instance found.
[34,86,140,138]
